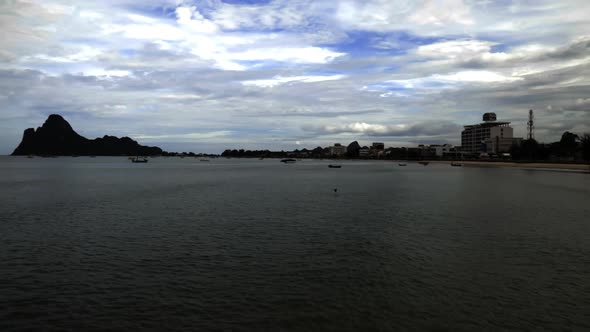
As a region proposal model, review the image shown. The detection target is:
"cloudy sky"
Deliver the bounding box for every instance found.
[1,0,589,154]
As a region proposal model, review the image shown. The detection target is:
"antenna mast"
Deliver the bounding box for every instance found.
[527,109,534,140]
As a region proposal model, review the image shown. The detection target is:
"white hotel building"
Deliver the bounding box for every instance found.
[461,113,519,154]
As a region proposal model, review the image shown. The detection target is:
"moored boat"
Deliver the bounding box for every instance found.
[131,156,148,163]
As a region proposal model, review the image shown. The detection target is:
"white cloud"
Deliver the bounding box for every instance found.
[1,0,590,154]
[417,40,498,59]
[22,46,104,63]
[242,75,346,88]
[176,6,219,33]
[159,93,203,100]
[231,47,345,64]
[379,70,522,91]
[83,69,131,77]
[135,131,233,141]
[409,0,473,26]
[336,0,473,32]
[211,1,309,30]
[433,71,522,83]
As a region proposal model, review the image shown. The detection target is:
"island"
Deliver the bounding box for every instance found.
[12,114,163,156]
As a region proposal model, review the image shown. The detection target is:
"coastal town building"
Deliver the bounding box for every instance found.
[359,148,370,157]
[431,144,454,157]
[417,145,436,159]
[461,113,520,154]
[372,142,385,151]
[330,143,346,156]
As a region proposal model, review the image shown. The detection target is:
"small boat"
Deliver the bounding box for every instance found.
[451,162,463,167]
[131,156,148,163]
[419,161,429,166]
[280,158,296,163]
[398,163,407,166]
[328,164,342,168]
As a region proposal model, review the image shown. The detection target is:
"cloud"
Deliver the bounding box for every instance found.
[0,0,589,154]
[336,0,473,33]
[135,130,233,141]
[211,0,310,30]
[306,121,463,138]
[242,74,346,87]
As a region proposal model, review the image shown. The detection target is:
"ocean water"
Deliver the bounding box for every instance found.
[0,156,589,331]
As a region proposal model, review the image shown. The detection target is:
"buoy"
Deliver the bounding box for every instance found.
[333,188,338,193]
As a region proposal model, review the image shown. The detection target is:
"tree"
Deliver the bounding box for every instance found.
[581,133,590,161]
[520,139,539,160]
[559,131,579,158]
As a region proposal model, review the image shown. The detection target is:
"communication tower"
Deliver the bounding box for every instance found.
[527,109,534,140]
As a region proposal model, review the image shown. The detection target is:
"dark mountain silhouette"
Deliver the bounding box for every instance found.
[347,141,361,157]
[12,114,163,156]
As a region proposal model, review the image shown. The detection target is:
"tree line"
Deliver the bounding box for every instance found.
[511,132,590,162]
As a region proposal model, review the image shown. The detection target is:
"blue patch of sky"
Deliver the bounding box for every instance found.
[125,4,178,20]
[119,49,137,57]
[65,38,109,47]
[236,59,308,70]
[303,69,346,76]
[326,31,447,57]
[490,43,508,53]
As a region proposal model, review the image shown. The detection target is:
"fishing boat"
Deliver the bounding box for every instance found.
[418,161,429,166]
[280,158,296,163]
[131,156,148,163]
[328,164,342,168]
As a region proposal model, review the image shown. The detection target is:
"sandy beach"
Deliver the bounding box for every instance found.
[428,160,590,172]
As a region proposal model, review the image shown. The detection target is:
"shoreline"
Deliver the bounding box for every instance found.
[428,160,590,172]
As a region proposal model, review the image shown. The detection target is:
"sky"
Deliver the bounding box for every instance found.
[1,0,589,154]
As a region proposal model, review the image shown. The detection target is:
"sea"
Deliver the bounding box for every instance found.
[0,156,589,331]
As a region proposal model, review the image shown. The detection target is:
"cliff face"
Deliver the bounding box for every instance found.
[12,114,163,156]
